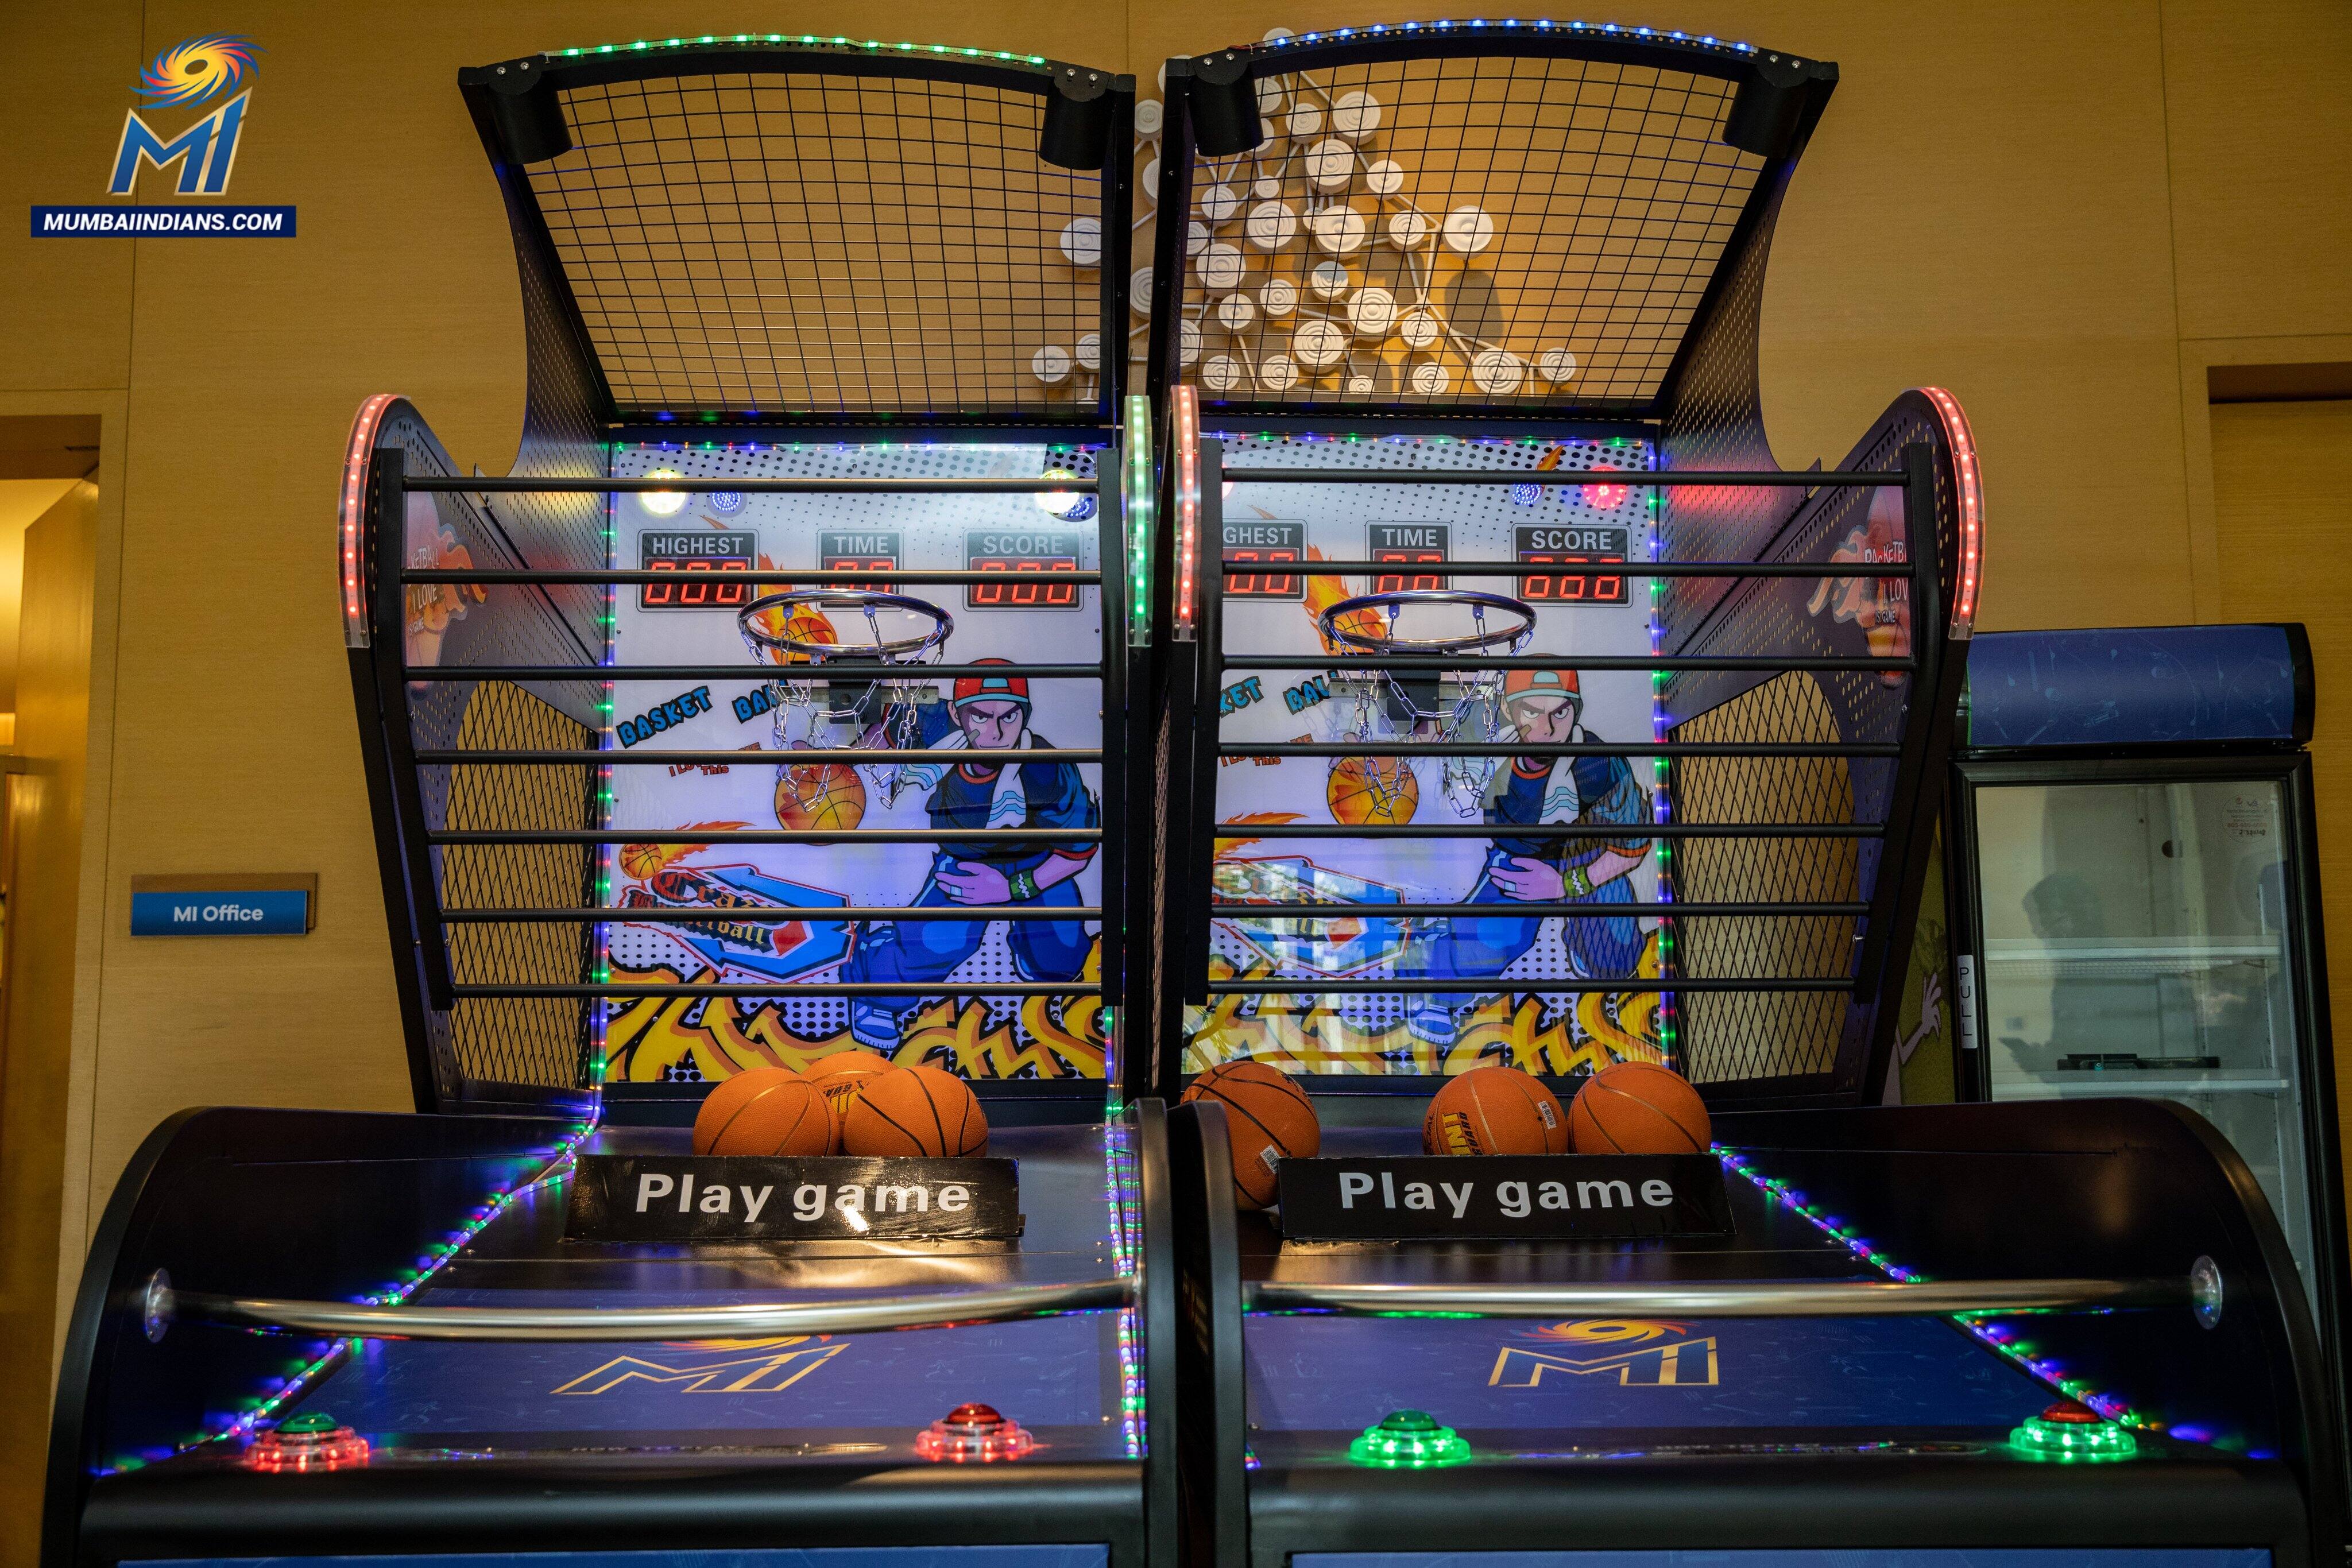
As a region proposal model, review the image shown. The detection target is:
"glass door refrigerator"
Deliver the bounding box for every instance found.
[1949,622,2350,1453]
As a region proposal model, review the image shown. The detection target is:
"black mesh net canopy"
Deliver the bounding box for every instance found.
[1163,51,1766,411]
[526,71,1109,419]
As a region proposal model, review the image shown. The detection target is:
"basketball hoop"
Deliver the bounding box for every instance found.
[737,589,955,804]
[1317,589,1539,820]
[1316,589,1536,657]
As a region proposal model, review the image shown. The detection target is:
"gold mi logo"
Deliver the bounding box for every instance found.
[1488,1337,1719,1388]
[555,1341,845,1396]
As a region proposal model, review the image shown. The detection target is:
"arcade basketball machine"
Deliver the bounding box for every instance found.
[47,36,1181,1568]
[1143,21,2341,1564]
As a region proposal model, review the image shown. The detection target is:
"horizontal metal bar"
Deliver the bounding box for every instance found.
[404,664,1108,682]
[1209,978,1854,994]
[1219,471,1902,488]
[1243,1276,2191,1319]
[1219,560,1900,578]
[405,475,1100,495]
[172,1277,1131,1341]
[405,569,1102,586]
[418,749,1104,765]
[1214,823,1878,840]
[446,906,1103,923]
[1216,742,1901,758]
[432,828,1101,845]
[1210,901,1868,918]
[455,982,1104,998]
[1220,655,1914,673]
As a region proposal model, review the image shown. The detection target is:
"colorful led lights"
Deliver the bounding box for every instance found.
[916,1402,1039,1462]
[1124,394,1156,648]
[2010,1401,2138,1463]
[552,34,1047,67]
[1172,386,1202,638]
[337,393,400,646]
[1919,386,1983,637]
[1349,1409,1471,1468]
[241,1411,370,1474]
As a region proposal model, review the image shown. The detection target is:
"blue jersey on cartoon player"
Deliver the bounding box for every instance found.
[907,698,1101,878]
[840,679,1099,1050]
[1398,733,1652,1046]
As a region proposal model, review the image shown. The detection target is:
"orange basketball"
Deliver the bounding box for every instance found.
[842,1064,989,1157]
[1326,755,1419,827]
[805,1048,896,1150]
[775,761,866,835]
[1422,1066,1568,1156]
[1569,1060,1711,1155]
[1183,1060,1321,1209]
[694,1068,834,1157]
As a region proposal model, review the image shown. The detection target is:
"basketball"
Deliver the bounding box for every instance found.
[1422,1066,1568,1156]
[842,1064,989,1157]
[776,761,865,835]
[1569,1060,1711,1155]
[693,1068,834,1157]
[1183,1060,1321,1209]
[805,1048,896,1149]
[1326,754,1419,826]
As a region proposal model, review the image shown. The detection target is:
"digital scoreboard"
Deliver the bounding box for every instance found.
[965,529,1086,610]
[819,529,901,592]
[638,530,755,610]
[1515,524,1631,605]
[1223,519,1306,599]
[1367,522,1450,594]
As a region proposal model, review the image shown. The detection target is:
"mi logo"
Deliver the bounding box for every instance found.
[1489,1337,1719,1388]
[111,93,249,195]
[554,1341,845,1396]
[110,34,264,195]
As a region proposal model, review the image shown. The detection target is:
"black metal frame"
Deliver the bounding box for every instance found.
[44,1099,1183,1568]
[459,40,1138,431]
[1144,27,1836,424]
[1166,1094,2343,1567]
[1148,424,1959,1104]
[1945,745,2352,1511]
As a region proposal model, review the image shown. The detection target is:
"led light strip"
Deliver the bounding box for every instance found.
[110,1117,601,1474]
[1714,1147,2156,1433]
[1104,1124,1146,1458]
[1255,20,1764,56]
[555,34,1047,66]
[1172,386,1202,640]
[337,394,400,648]
[1124,394,1156,648]
[1918,386,1983,638]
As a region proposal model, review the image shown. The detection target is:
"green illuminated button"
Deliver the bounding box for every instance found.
[1349,1410,1472,1469]
[277,1412,341,1435]
[2010,1401,2136,1462]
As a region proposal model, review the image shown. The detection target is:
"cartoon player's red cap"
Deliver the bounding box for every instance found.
[953,658,1032,710]
[1502,668,1580,705]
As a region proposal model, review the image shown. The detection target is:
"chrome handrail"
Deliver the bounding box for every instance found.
[161,1276,1132,1342]
[1244,1275,2206,1320]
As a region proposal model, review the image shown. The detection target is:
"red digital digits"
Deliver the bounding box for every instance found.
[824,556,896,593]
[1227,548,1300,596]
[1522,553,1628,605]
[972,556,1078,607]
[642,557,750,609]
[1373,550,1445,594]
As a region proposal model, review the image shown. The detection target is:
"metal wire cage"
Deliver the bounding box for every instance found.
[1146,26,1983,1107]
[460,37,1136,428]
[1144,23,1832,420]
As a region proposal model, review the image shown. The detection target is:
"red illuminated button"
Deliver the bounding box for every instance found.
[916,1403,1038,1462]
[243,1412,370,1473]
[2038,1401,2101,1425]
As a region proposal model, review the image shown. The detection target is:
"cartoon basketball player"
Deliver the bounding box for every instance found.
[840,660,1100,1048]
[1396,668,1652,1047]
